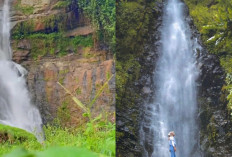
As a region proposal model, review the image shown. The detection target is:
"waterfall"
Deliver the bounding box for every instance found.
[0,0,11,59]
[0,0,43,141]
[141,0,202,156]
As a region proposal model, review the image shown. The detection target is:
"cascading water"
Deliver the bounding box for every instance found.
[0,0,43,141]
[141,0,202,156]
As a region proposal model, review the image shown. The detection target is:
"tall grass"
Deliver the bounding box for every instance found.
[0,121,115,157]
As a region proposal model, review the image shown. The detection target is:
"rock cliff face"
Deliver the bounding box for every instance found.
[9,0,115,125]
[23,51,115,125]
[189,19,232,157]
[197,53,232,157]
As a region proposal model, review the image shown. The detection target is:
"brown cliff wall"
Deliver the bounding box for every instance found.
[10,0,115,126]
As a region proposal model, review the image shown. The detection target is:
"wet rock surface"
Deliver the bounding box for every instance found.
[196,50,232,157]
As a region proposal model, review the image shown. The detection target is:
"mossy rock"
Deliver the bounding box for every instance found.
[0,124,37,144]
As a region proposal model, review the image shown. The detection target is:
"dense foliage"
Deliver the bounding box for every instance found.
[185,0,232,116]
[77,0,115,51]
[0,120,115,156]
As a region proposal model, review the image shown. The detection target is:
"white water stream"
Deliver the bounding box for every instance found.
[0,0,43,141]
[141,0,202,156]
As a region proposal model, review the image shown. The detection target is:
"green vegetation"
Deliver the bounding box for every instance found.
[0,124,40,155]
[12,20,35,40]
[0,125,37,145]
[78,0,115,51]
[0,122,114,157]
[185,0,232,55]
[14,0,34,15]
[117,0,157,54]
[13,33,93,59]
[184,0,232,117]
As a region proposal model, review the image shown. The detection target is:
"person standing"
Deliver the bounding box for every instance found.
[169,131,176,157]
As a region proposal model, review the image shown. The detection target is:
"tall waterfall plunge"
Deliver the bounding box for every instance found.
[0,0,43,141]
[141,0,202,156]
